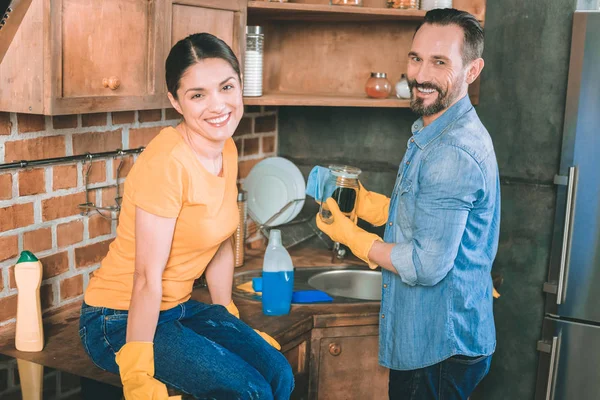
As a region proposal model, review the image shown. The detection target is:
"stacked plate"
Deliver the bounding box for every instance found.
[243,50,263,97]
[420,0,452,10]
[243,157,306,227]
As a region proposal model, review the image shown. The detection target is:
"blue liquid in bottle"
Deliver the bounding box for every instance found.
[262,271,294,316]
[262,230,295,316]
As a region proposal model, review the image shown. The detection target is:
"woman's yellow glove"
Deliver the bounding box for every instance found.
[224,301,281,350]
[317,198,382,269]
[356,182,391,227]
[115,342,169,400]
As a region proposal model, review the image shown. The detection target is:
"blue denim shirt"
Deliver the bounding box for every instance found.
[379,95,500,370]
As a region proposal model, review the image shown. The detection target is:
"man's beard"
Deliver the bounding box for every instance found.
[408,78,461,116]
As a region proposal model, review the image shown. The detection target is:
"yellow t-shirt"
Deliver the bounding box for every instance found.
[85,127,239,310]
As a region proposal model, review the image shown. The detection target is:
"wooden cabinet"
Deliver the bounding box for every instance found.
[282,331,311,400]
[0,0,246,115]
[310,324,389,399]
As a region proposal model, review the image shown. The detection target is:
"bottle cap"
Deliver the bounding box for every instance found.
[17,250,38,263]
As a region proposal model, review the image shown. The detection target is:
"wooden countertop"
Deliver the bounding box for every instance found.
[0,247,381,387]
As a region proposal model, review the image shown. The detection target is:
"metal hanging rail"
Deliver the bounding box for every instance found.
[0,147,145,171]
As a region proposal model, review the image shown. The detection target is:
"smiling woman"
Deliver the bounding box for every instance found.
[79,33,294,400]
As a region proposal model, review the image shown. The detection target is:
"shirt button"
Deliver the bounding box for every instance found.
[406,161,410,165]
[388,221,393,226]
[413,125,418,129]
[410,138,415,143]
[383,284,388,288]
[381,314,385,319]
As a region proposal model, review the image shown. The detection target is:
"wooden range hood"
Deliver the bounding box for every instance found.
[0,0,33,63]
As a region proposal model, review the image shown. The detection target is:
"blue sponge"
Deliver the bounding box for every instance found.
[252,277,263,292]
[292,290,333,303]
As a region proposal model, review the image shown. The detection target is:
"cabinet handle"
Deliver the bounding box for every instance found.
[328,343,341,356]
[102,76,121,90]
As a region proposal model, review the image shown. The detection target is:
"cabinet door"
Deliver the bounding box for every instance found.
[283,337,310,400]
[50,0,166,114]
[169,0,246,64]
[317,335,389,400]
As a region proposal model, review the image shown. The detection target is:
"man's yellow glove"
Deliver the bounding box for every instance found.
[224,300,281,350]
[356,182,390,227]
[115,341,169,400]
[316,198,382,269]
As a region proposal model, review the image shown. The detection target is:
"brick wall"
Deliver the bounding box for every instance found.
[0,106,277,326]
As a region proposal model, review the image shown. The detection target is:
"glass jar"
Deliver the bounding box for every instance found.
[365,72,392,99]
[395,73,411,99]
[319,165,362,224]
[330,0,363,6]
[244,26,264,97]
[386,0,419,9]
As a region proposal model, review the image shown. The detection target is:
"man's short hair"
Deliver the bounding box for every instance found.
[416,8,484,65]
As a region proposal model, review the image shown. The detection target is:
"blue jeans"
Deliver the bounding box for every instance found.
[79,300,294,400]
[388,355,492,400]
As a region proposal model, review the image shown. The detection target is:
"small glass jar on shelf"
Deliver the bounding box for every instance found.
[365,72,392,99]
[386,0,419,9]
[330,0,363,6]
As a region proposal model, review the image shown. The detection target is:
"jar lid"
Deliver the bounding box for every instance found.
[328,165,362,179]
[370,72,387,78]
[237,190,247,202]
[246,26,263,35]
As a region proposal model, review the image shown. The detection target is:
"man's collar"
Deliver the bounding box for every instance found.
[411,95,473,149]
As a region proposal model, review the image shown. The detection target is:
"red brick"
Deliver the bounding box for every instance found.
[52,164,77,190]
[72,129,122,155]
[75,239,112,268]
[23,227,52,253]
[89,214,112,238]
[129,126,162,148]
[111,111,135,125]
[52,115,78,129]
[234,117,252,136]
[113,156,134,179]
[0,236,18,262]
[238,158,263,180]
[165,108,181,120]
[57,220,83,247]
[255,115,276,133]
[0,269,3,292]
[18,168,46,196]
[42,192,87,221]
[262,135,275,153]
[0,203,34,231]
[60,275,83,300]
[40,251,69,279]
[243,137,259,156]
[0,295,18,322]
[8,265,15,288]
[0,173,12,200]
[4,136,65,162]
[40,283,54,312]
[234,139,242,157]
[0,112,12,135]
[101,183,124,209]
[81,113,108,127]
[87,160,106,184]
[138,109,162,123]
[17,114,46,133]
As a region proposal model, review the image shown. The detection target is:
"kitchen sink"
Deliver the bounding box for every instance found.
[232,266,381,304]
[307,270,381,301]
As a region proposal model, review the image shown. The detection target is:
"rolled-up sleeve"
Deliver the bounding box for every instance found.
[391,145,485,286]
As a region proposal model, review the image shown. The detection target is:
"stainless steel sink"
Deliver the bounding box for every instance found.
[232,266,381,304]
[308,270,382,301]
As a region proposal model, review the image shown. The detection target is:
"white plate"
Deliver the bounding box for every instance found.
[243,157,306,227]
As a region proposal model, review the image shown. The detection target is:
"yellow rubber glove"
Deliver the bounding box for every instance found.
[224,300,281,350]
[115,342,169,400]
[493,288,500,298]
[316,198,383,269]
[356,182,391,227]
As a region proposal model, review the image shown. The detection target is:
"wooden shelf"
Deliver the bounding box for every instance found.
[244,92,411,107]
[247,1,427,22]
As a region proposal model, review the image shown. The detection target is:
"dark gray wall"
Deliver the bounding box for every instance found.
[278,0,577,398]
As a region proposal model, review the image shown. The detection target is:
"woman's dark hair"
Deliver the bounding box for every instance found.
[416,9,484,65]
[165,33,241,98]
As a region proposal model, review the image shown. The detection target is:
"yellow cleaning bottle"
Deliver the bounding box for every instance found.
[14,251,44,352]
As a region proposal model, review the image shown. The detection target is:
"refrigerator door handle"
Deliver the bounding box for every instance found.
[556,166,577,305]
[540,336,559,400]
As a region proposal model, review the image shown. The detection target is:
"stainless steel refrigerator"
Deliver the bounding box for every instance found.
[535,10,600,400]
